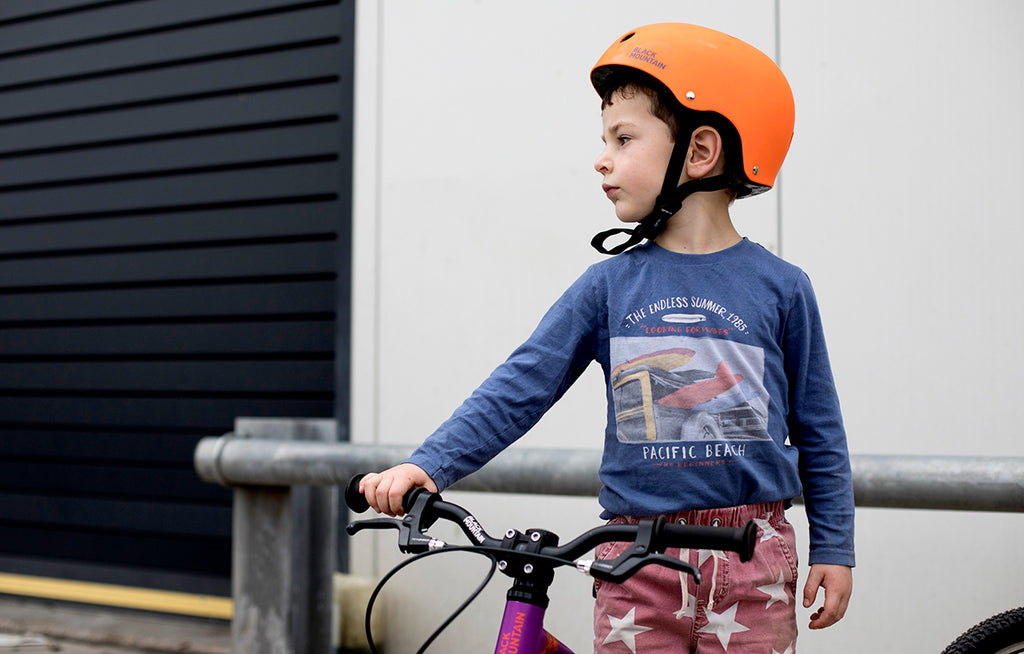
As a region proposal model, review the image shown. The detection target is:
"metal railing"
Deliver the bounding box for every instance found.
[195,418,1024,653]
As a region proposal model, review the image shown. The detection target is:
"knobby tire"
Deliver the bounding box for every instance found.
[942,607,1024,654]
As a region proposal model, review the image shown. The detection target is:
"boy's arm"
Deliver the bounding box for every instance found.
[803,563,853,629]
[783,273,855,627]
[401,272,602,492]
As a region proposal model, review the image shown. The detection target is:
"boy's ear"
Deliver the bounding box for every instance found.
[685,126,725,180]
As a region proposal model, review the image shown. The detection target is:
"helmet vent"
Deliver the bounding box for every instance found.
[620,32,636,43]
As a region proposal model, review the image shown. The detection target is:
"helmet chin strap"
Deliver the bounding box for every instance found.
[591,129,734,255]
[590,175,734,255]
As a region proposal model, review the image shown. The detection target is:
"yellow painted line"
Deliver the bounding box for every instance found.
[0,572,232,620]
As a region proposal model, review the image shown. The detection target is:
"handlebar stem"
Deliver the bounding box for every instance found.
[501,529,560,608]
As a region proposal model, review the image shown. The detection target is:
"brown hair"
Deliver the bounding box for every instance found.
[601,74,684,139]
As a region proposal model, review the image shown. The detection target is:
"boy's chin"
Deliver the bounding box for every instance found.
[614,212,646,225]
[612,203,655,225]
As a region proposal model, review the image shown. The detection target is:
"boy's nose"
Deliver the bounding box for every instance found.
[594,149,612,174]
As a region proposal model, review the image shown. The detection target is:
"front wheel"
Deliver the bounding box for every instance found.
[942,607,1024,654]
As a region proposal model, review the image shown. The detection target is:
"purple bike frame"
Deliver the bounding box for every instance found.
[494,599,574,654]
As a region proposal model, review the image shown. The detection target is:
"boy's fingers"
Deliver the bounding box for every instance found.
[802,568,822,607]
[361,472,399,516]
[375,475,400,516]
[357,465,438,516]
[358,473,381,512]
[806,579,851,630]
[808,595,847,629]
[385,477,408,516]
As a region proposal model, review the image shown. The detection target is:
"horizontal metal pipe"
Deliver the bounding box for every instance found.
[194,435,414,488]
[195,436,1024,512]
[850,454,1024,512]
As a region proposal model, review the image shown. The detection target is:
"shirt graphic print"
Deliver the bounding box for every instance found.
[610,334,770,444]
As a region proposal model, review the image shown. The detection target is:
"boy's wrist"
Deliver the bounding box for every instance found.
[807,550,856,568]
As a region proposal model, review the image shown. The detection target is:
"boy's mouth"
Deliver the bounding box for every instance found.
[602,184,619,199]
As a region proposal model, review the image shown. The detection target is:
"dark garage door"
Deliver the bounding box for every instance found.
[0,0,354,605]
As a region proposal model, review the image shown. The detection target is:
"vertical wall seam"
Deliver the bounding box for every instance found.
[371,0,384,577]
[774,0,785,258]
[372,0,384,449]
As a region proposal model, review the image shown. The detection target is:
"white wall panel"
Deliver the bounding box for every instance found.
[781,2,1024,651]
[782,0,1024,456]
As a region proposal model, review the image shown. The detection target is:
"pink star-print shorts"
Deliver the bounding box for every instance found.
[593,502,798,653]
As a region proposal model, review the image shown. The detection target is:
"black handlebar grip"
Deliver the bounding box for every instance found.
[737,521,757,562]
[402,486,429,515]
[660,520,758,562]
[345,474,371,513]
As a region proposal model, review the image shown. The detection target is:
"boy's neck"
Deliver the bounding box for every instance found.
[653,193,741,254]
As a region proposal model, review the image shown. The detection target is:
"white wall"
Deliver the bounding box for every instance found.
[350,2,1024,652]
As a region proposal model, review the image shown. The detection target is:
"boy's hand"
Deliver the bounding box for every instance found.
[357,463,438,517]
[803,563,852,629]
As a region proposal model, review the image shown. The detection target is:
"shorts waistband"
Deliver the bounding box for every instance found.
[611,501,786,529]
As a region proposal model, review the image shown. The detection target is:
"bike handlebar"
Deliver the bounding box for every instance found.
[345,474,756,585]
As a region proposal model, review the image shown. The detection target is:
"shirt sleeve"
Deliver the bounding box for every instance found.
[406,271,602,491]
[783,273,856,567]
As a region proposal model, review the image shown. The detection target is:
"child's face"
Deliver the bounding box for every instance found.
[595,91,677,224]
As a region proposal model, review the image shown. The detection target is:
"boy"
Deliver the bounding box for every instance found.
[359,23,854,652]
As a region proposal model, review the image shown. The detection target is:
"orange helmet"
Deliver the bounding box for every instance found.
[591,22,795,197]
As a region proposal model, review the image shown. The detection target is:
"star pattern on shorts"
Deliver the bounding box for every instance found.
[674,588,697,620]
[698,548,728,565]
[698,602,750,650]
[755,569,790,609]
[603,606,653,654]
[773,643,795,654]
[753,516,779,543]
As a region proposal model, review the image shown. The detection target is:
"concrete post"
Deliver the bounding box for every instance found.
[228,419,337,654]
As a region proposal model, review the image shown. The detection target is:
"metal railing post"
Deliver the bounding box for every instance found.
[220,419,337,654]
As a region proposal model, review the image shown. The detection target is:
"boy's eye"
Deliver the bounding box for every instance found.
[617,135,631,145]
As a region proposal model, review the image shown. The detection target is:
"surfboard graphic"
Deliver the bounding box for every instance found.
[657,360,742,410]
[611,348,695,378]
[661,313,706,324]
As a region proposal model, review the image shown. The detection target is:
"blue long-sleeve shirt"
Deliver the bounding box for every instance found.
[408,238,855,567]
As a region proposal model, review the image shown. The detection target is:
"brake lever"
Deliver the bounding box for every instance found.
[346,488,449,554]
[346,517,402,536]
[586,516,703,585]
[346,513,446,553]
[589,550,703,585]
[641,554,702,584]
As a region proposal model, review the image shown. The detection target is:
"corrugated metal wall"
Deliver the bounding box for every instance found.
[0,0,353,596]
